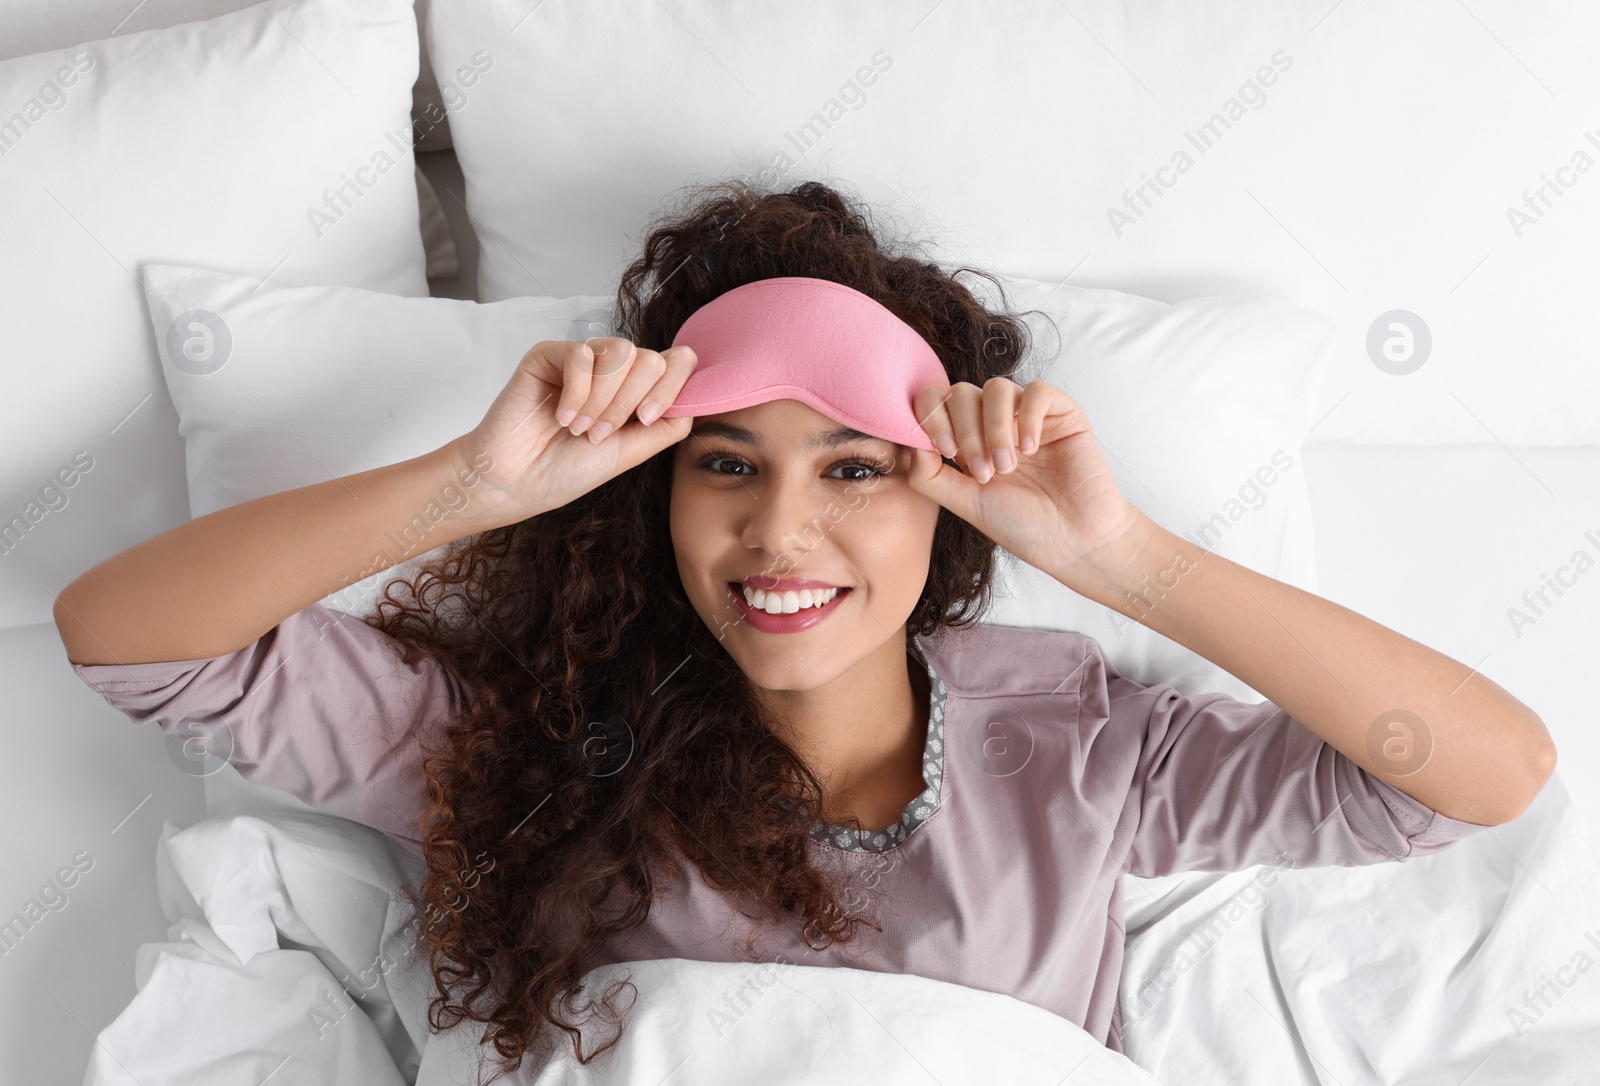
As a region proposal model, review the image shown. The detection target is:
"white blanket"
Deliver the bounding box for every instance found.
[81,773,1600,1085]
[81,809,1160,1086]
[1116,773,1600,1083]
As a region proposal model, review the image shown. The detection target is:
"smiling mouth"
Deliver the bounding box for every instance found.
[725,582,853,633]
[732,582,847,613]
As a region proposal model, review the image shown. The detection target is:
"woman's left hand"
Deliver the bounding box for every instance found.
[905,379,1149,587]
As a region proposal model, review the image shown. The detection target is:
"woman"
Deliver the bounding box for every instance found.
[55,180,1555,1080]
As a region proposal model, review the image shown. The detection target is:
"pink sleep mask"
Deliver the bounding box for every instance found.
[658,276,950,451]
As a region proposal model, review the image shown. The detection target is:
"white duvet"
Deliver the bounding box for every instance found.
[82,775,1600,1085]
[81,807,1158,1086]
[1117,774,1600,1083]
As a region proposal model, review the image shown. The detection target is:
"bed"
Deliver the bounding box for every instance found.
[1,1,1596,1082]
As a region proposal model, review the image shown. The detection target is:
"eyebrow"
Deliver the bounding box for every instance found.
[688,419,888,451]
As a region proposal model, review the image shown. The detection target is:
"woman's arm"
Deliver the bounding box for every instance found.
[1056,512,1557,827]
[54,336,698,668]
[53,438,503,666]
[906,378,1555,830]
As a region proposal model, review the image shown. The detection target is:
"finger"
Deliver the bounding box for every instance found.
[982,377,1021,474]
[508,341,577,426]
[945,382,992,483]
[567,338,636,435]
[1034,383,1094,445]
[906,444,985,525]
[554,341,597,429]
[585,346,668,443]
[516,339,566,389]
[637,345,700,425]
[607,409,693,472]
[1016,381,1056,454]
[913,385,959,459]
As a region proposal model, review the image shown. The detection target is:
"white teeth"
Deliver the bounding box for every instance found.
[740,584,841,613]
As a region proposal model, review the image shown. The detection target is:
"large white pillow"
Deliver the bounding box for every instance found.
[140,263,1333,703]
[427,0,1600,446]
[0,0,456,151]
[140,263,614,618]
[0,0,462,274]
[0,0,429,630]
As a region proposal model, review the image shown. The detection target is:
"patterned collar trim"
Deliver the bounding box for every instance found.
[808,656,947,854]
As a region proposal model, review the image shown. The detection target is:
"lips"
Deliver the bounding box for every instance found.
[727,581,852,634]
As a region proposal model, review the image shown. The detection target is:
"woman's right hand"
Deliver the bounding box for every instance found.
[450,338,698,526]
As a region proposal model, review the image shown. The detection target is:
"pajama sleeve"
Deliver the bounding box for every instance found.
[1080,639,1494,879]
[68,602,464,856]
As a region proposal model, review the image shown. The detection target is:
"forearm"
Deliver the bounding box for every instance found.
[1056,512,1557,826]
[54,438,505,666]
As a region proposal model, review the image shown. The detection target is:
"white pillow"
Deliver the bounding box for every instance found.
[0,0,429,630]
[141,263,1333,703]
[0,0,460,272]
[0,0,455,151]
[140,263,615,618]
[427,0,1600,446]
[975,275,1335,701]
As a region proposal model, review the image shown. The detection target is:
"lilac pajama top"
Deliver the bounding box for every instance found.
[70,603,1490,1054]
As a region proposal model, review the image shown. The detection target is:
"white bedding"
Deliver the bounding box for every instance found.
[80,771,1600,1084]
[1117,773,1600,1083]
[81,809,1160,1086]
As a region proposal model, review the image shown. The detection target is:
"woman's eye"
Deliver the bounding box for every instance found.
[828,459,891,482]
[704,456,752,476]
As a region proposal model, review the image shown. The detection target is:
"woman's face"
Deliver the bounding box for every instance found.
[669,398,941,692]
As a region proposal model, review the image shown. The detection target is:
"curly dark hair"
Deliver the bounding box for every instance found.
[371,177,1045,1082]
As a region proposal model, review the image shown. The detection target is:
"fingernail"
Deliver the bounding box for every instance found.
[637,400,663,425]
[972,455,991,482]
[1021,435,1037,454]
[571,414,593,435]
[588,420,613,443]
[557,408,576,427]
[935,434,957,459]
[993,448,1015,473]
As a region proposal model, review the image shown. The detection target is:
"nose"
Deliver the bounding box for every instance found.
[738,467,837,568]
